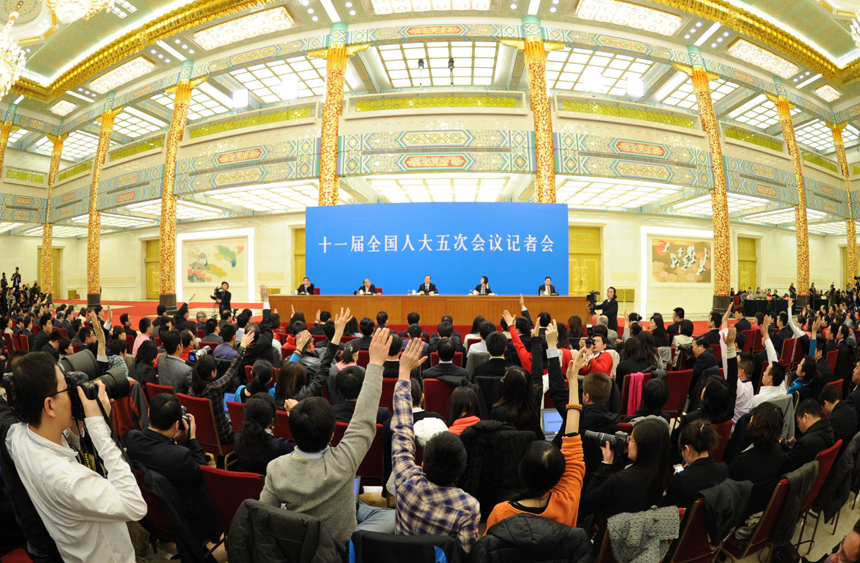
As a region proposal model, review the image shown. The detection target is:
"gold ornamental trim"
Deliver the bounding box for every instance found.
[764,92,795,111]
[11,0,278,102]
[672,62,719,81]
[500,39,566,52]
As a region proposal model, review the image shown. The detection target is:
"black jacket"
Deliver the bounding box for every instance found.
[382,360,420,380]
[663,457,729,509]
[734,318,752,333]
[333,401,390,424]
[474,283,493,295]
[468,514,592,563]
[219,290,232,312]
[428,338,466,356]
[472,358,511,379]
[704,329,722,345]
[781,418,836,474]
[32,330,49,353]
[356,284,377,295]
[729,443,783,516]
[352,335,374,350]
[239,307,273,375]
[352,530,464,563]
[423,362,469,380]
[297,283,315,294]
[844,385,860,428]
[131,362,157,386]
[593,298,618,331]
[538,284,557,296]
[417,282,438,295]
[581,465,664,530]
[228,499,345,563]
[827,401,857,457]
[579,404,620,484]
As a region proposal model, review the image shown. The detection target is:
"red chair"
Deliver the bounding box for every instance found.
[619,373,653,417]
[357,350,370,368]
[464,337,481,351]
[341,335,357,343]
[125,334,135,351]
[376,288,383,294]
[313,288,320,295]
[177,393,234,458]
[430,351,463,367]
[155,336,162,347]
[71,343,81,353]
[709,344,721,359]
[197,329,205,338]
[380,378,398,413]
[145,382,176,400]
[741,330,756,353]
[133,469,179,553]
[1,548,35,563]
[827,350,838,374]
[617,422,633,435]
[273,410,293,440]
[779,338,796,366]
[751,330,764,353]
[710,419,733,463]
[331,422,384,485]
[31,325,40,337]
[16,335,28,352]
[720,479,789,562]
[243,365,278,387]
[56,327,67,337]
[664,370,693,418]
[827,379,843,395]
[226,401,246,434]
[662,499,712,563]
[199,465,264,536]
[3,333,14,353]
[424,378,454,418]
[796,440,843,554]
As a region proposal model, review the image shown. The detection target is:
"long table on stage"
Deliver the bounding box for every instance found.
[269,295,590,326]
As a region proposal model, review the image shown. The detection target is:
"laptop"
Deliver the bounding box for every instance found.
[542,408,563,439]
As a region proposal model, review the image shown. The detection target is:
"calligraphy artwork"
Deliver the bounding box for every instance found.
[651,238,712,283]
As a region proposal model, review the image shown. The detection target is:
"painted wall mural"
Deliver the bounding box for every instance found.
[184,238,247,284]
[651,238,712,283]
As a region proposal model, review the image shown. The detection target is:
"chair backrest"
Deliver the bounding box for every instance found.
[710,419,733,463]
[313,287,320,295]
[747,479,789,551]
[3,332,14,353]
[380,378,398,413]
[619,373,653,416]
[617,422,633,434]
[464,337,481,351]
[424,378,454,419]
[376,287,383,295]
[664,499,710,563]
[273,410,293,440]
[226,401,246,434]
[197,329,205,338]
[709,344,721,359]
[664,370,693,418]
[430,351,463,368]
[804,440,843,512]
[331,422,384,485]
[827,350,838,373]
[357,350,370,368]
[779,338,796,366]
[56,327,67,337]
[125,334,135,350]
[199,465,264,534]
[133,469,177,544]
[177,393,230,457]
[752,330,763,353]
[17,335,28,352]
[350,530,466,563]
[71,343,81,354]
[146,382,176,400]
[430,352,440,367]
[742,330,756,353]
[311,334,326,343]
[827,379,844,395]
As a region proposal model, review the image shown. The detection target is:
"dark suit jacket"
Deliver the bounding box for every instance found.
[124,326,138,338]
[844,385,860,428]
[704,329,722,345]
[593,299,618,331]
[239,307,273,375]
[473,284,492,295]
[219,290,232,312]
[538,284,557,296]
[397,330,430,342]
[734,318,752,333]
[382,360,420,380]
[32,330,49,353]
[309,323,326,335]
[667,322,681,337]
[663,457,729,509]
[828,401,858,456]
[40,342,58,359]
[297,284,315,295]
[781,418,835,474]
[423,362,469,380]
[472,357,511,378]
[417,283,438,295]
[333,401,390,424]
[428,338,466,356]
[356,285,377,295]
[430,333,463,346]
[352,335,374,350]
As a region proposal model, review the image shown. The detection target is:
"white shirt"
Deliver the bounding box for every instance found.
[467,340,488,356]
[753,383,788,407]
[543,285,552,295]
[6,417,146,563]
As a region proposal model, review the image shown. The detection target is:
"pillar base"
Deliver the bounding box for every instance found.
[87,293,101,308]
[712,295,733,314]
[160,293,178,316]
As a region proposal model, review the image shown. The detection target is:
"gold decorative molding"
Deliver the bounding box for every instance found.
[764,92,795,111]
[11,0,278,102]
[346,43,370,57]
[672,62,719,80]
[500,39,565,52]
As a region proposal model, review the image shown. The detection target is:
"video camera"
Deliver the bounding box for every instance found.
[188,346,212,363]
[3,349,130,421]
[583,429,629,458]
[586,290,600,310]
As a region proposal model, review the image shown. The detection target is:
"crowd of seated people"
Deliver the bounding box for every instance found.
[6,279,860,562]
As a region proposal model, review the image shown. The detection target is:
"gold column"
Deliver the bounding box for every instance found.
[0,121,19,180]
[524,37,556,203]
[39,133,67,302]
[159,75,206,310]
[769,92,809,299]
[87,107,122,306]
[318,43,347,206]
[830,122,857,283]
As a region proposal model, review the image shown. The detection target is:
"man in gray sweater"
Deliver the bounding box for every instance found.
[260,309,395,543]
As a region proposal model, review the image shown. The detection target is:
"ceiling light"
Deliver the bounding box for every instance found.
[552,0,559,3]
[157,53,163,58]
[193,7,294,50]
[684,34,690,39]
[307,7,313,13]
[511,3,517,8]
[89,57,156,94]
[345,1,352,5]
[280,75,299,100]
[717,37,722,42]
[696,21,702,27]
[582,67,603,93]
[150,49,156,53]
[723,31,729,36]
[674,193,769,215]
[232,88,249,108]
[814,84,841,102]
[312,15,318,20]
[318,0,341,21]
[370,0,491,14]
[156,39,186,62]
[710,42,717,48]
[66,89,94,102]
[574,0,682,36]
[626,76,644,97]
[689,28,696,33]
[164,58,170,63]
[182,44,187,49]
[746,208,826,224]
[49,100,76,116]
[528,0,541,15]
[12,94,22,103]
[0,3,26,100]
[653,70,687,101]
[549,6,555,11]
[797,73,822,88]
[348,9,355,15]
[727,39,799,79]
[174,39,180,44]
[189,49,194,54]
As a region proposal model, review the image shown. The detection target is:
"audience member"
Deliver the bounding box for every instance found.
[133,317,153,356]
[663,420,727,508]
[214,323,238,360]
[132,340,158,386]
[729,402,784,517]
[622,379,670,425]
[819,384,856,457]
[579,371,621,482]
[472,331,512,378]
[781,398,836,473]
[382,334,420,380]
[423,339,469,380]
[447,383,482,435]
[233,393,295,474]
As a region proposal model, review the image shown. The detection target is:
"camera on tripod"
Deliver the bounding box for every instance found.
[586,290,600,310]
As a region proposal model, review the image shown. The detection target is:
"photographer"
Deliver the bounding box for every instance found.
[591,287,619,331]
[1,352,146,562]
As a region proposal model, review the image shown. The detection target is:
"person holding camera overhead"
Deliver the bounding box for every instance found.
[591,287,619,331]
[0,352,147,563]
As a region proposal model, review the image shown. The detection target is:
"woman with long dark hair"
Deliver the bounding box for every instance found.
[568,315,587,347]
[491,324,545,440]
[649,313,669,347]
[637,331,662,369]
[233,393,294,474]
[466,316,486,341]
[580,419,671,530]
[615,337,650,379]
[729,402,784,516]
[447,383,482,435]
[234,359,274,403]
[787,356,821,402]
[663,420,727,508]
[131,340,158,386]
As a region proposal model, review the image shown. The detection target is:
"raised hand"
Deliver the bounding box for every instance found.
[260,284,269,302]
[531,321,541,338]
[295,330,312,353]
[399,337,424,379]
[761,315,771,341]
[368,327,392,366]
[334,307,353,333]
[519,294,525,310]
[502,309,516,329]
[239,331,254,349]
[724,327,736,348]
[545,320,558,349]
[570,347,588,378]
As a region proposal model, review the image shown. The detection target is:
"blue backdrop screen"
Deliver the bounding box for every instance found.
[305,203,568,295]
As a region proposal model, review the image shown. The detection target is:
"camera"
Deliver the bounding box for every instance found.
[584,337,593,348]
[188,346,212,362]
[586,290,600,310]
[181,405,190,428]
[583,429,629,457]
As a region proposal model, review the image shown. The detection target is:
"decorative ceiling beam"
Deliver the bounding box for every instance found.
[729,202,786,220]
[636,187,704,215]
[181,192,262,217]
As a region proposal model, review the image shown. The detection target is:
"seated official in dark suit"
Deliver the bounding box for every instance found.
[125,394,223,552]
[417,275,438,295]
[397,312,430,341]
[471,332,512,378]
[352,317,376,350]
[428,321,466,355]
[333,363,390,424]
[538,276,558,296]
[733,307,751,333]
[473,275,492,295]
[423,340,469,380]
[355,278,377,295]
[297,277,315,294]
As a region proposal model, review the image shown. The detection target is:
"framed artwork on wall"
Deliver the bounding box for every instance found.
[185,238,247,284]
[651,238,712,283]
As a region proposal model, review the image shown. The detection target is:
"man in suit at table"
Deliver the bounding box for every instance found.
[423,340,469,381]
[417,275,438,295]
[297,277,315,295]
[733,307,751,333]
[356,279,377,295]
[538,277,557,296]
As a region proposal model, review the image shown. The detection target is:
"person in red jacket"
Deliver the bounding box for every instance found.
[578,334,614,375]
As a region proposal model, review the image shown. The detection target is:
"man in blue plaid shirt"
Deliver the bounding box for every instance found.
[391,338,481,551]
